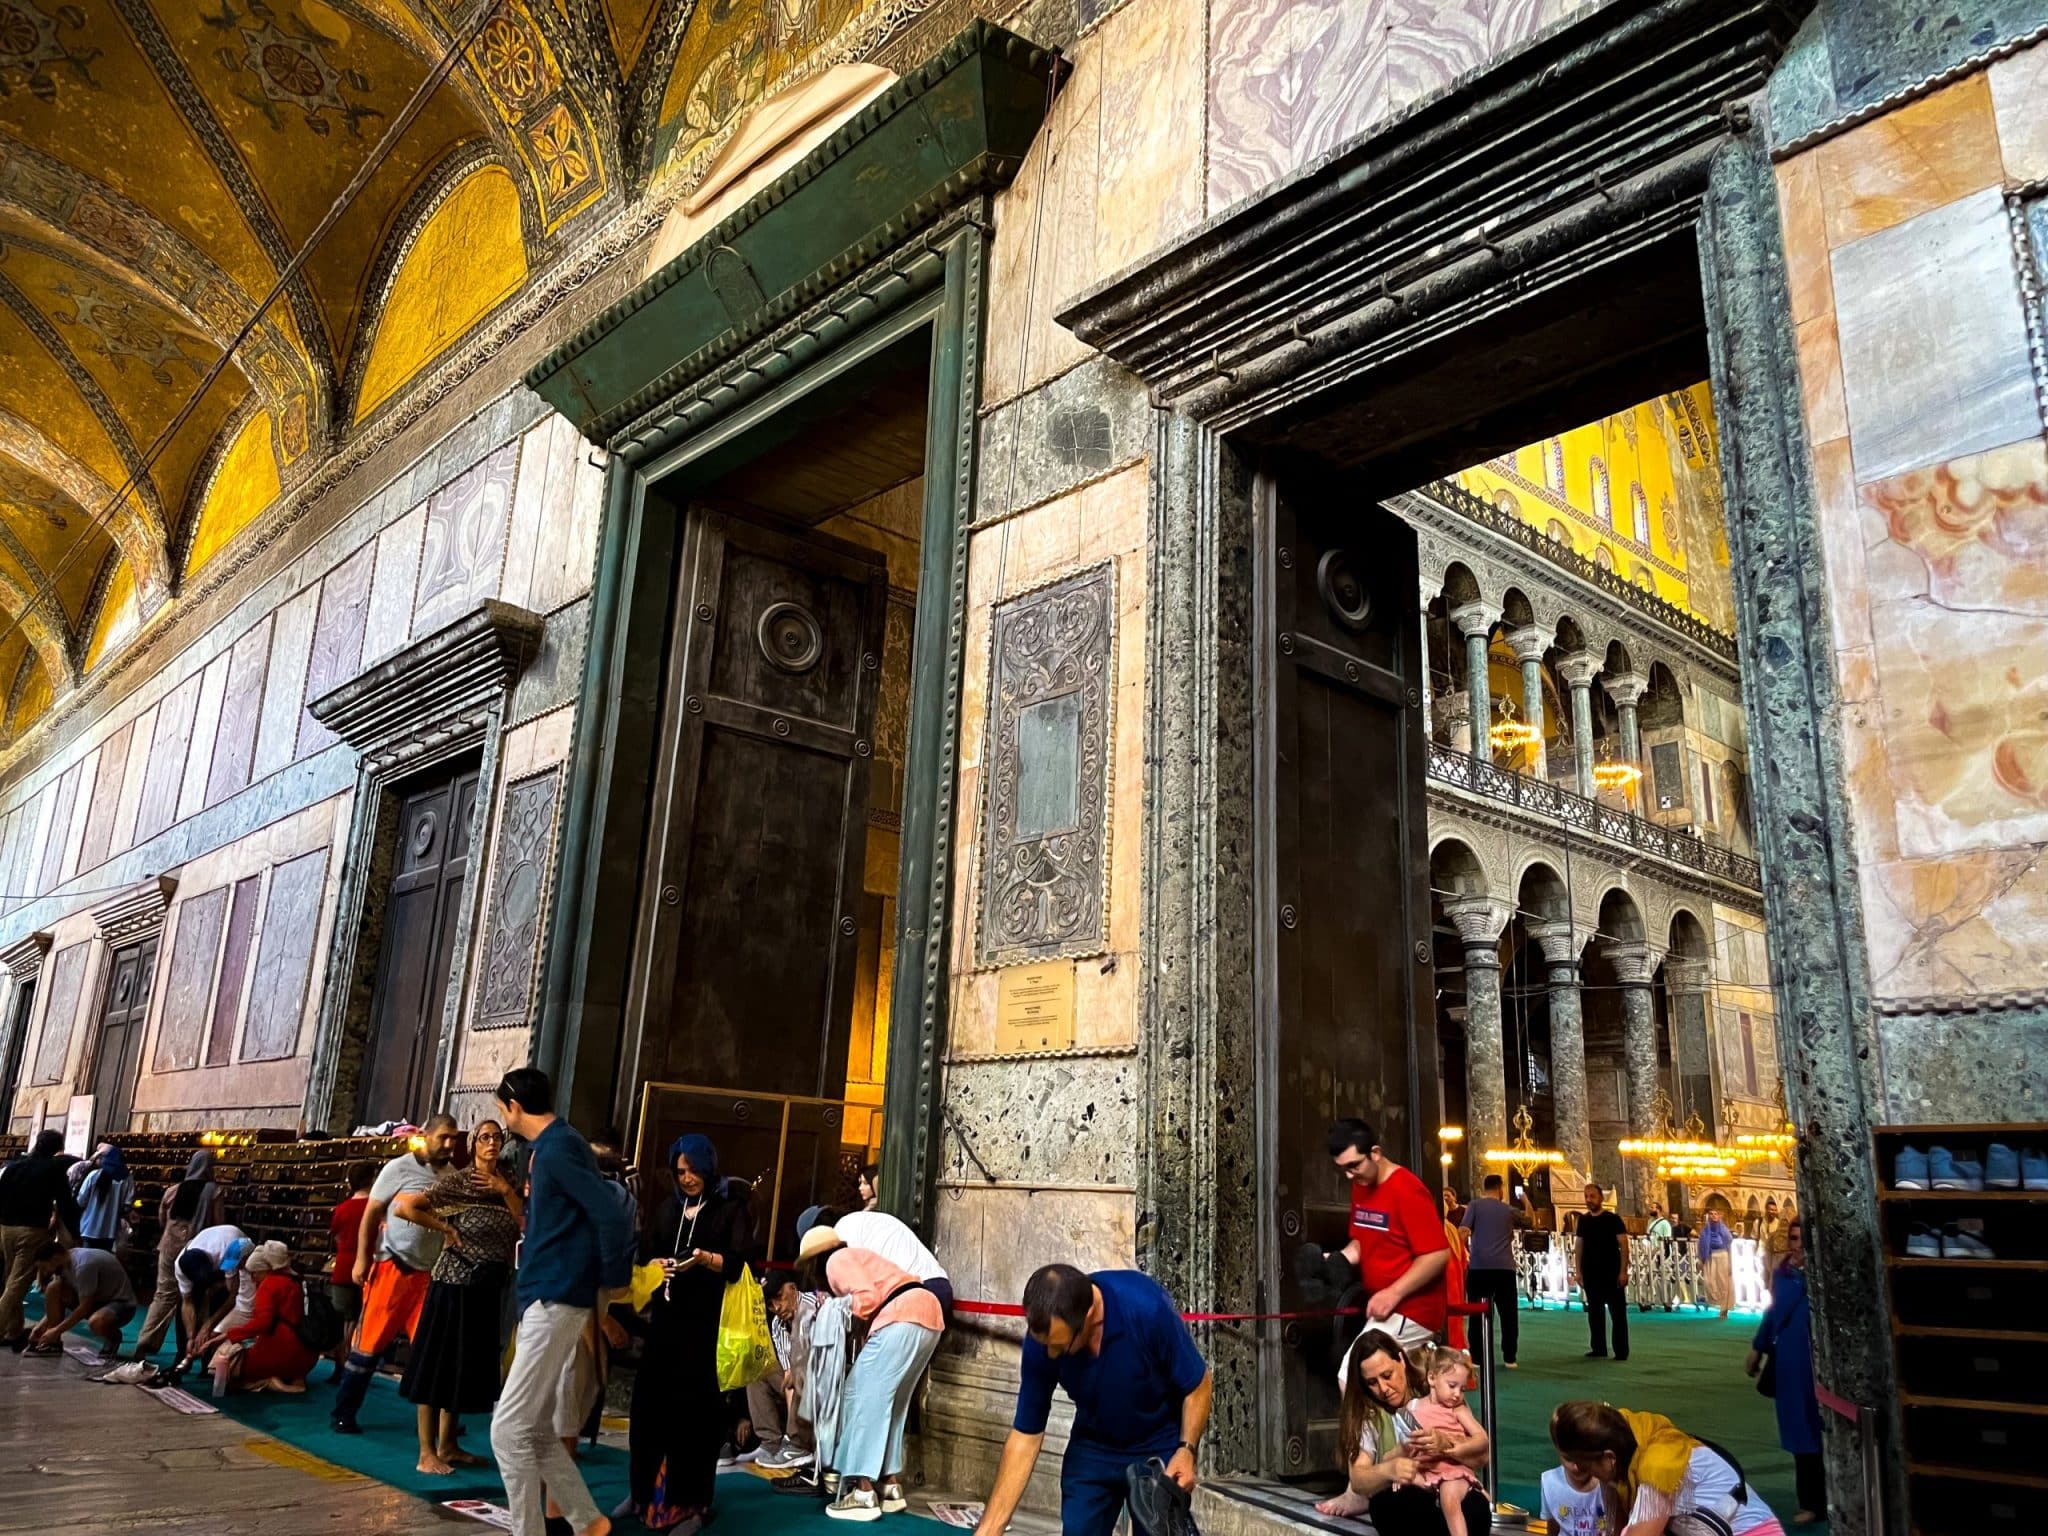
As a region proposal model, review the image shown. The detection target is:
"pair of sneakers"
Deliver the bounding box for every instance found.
[1905,1222,1996,1259]
[1895,1143,2048,1190]
[825,1481,908,1521]
[757,1443,815,1471]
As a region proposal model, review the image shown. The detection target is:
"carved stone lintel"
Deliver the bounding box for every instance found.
[309,600,545,768]
[1664,955,1712,993]
[1442,895,1512,949]
[0,931,51,984]
[90,875,180,947]
[1607,939,1658,987]
[1526,918,1580,967]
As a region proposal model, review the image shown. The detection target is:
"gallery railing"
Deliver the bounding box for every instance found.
[1427,742,1763,890]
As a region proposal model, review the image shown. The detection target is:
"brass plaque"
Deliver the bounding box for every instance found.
[996,963,1076,1054]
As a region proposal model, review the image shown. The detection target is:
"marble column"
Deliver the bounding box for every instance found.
[1609,940,1661,1216]
[1443,896,1513,1160]
[1664,956,1717,1137]
[1529,920,1593,1178]
[1507,625,1550,778]
[1606,670,1648,772]
[1557,650,1600,797]
[1449,601,1501,763]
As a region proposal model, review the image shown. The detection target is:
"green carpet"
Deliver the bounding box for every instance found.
[1485,1305,1817,1525]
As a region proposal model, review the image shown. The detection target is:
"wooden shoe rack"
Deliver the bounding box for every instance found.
[1875,1121,2046,1535]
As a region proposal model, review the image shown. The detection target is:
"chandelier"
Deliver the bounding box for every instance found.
[1483,1103,1572,1177]
[1592,741,1642,792]
[1620,1087,1739,1180]
[1488,698,1541,753]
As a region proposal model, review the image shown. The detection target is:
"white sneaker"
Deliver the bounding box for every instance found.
[827,1487,882,1522]
[761,1445,815,1469]
[731,1445,761,1465]
[880,1482,908,1513]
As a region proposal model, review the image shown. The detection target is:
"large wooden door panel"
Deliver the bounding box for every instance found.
[632,511,887,1106]
[90,938,157,1131]
[1264,485,1434,1476]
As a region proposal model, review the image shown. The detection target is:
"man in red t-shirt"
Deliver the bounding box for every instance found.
[1327,1117,1448,1351]
[323,1160,377,1378]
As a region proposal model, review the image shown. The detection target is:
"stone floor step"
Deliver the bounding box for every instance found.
[1198,1478,1532,1535]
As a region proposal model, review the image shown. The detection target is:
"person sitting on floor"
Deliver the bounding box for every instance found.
[27,1242,137,1357]
[212,1240,318,1395]
[1398,1347,1488,1536]
[1550,1398,1785,1535]
[1315,1329,1490,1536]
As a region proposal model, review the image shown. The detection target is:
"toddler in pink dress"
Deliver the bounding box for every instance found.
[1401,1347,1486,1536]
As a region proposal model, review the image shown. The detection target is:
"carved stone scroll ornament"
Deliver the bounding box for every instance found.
[976,562,1116,967]
[474,766,562,1032]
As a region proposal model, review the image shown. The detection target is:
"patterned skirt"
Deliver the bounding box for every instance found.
[399,1266,507,1414]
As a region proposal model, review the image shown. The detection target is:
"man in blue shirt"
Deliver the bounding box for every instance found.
[974,1265,1212,1536]
[491,1068,633,1536]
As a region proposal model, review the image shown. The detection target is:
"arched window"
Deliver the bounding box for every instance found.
[1546,518,1569,545]
[1544,439,1565,492]
[1631,482,1650,545]
[1594,545,1614,573]
[1590,457,1612,529]
[1632,563,1655,589]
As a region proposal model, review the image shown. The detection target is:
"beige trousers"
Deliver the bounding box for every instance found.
[1702,1250,1734,1313]
[0,1224,45,1340]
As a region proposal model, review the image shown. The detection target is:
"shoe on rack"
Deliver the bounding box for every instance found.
[1905,1224,1941,1258]
[1940,1224,1996,1259]
[826,1487,882,1522]
[1928,1147,1985,1190]
[880,1482,908,1513]
[1893,1144,1929,1189]
[1985,1143,2020,1189]
[2024,1147,2048,1191]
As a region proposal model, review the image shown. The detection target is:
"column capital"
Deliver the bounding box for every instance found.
[1442,895,1513,949]
[1606,939,1657,986]
[1604,670,1649,707]
[1556,650,1600,687]
[1664,956,1712,994]
[1448,600,1501,639]
[1526,918,1582,966]
[1506,625,1550,665]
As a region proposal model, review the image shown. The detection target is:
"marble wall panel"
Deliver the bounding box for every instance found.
[526,418,606,615]
[240,845,329,1062]
[205,617,274,809]
[298,543,375,757]
[939,1055,1141,1186]
[56,750,95,886]
[497,416,555,613]
[931,1185,1138,1317]
[1989,38,2048,182]
[177,653,232,824]
[1813,73,2003,249]
[1875,1008,2048,1123]
[109,706,155,857]
[1831,188,2042,482]
[15,789,51,911]
[252,586,318,783]
[204,874,261,1068]
[362,503,425,667]
[75,722,130,876]
[1094,0,1206,276]
[0,808,19,918]
[134,674,199,846]
[30,941,88,1085]
[153,886,229,1074]
[34,763,79,897]
[413,441,516,636]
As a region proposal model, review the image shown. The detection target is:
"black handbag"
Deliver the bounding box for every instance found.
[1755,1351,1778,1398]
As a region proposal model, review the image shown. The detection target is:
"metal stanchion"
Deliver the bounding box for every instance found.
[1858,1405,1884,1536]
[1448,1299,1500,1502]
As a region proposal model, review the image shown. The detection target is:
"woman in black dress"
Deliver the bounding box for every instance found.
[625,1133,749,1535]
[395,1120,522,1475]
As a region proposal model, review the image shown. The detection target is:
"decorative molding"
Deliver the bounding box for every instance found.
[1874,989,2048,1018]
[307,600,544,771]
[474,766,561,1032]
[0,930,51,984]
[90,874,180,947]
[1772,23,2048,162]
[976,562,1116,968]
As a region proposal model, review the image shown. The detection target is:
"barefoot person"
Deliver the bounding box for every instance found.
[974,1264,1211,1536]
[212,1241,317,1394]
[1315,1330,1491,1535]
[491,1068,632,1536]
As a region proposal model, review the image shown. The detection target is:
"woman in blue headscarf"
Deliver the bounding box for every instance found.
[76,1143,134,1251]
[619,1132,751,1534]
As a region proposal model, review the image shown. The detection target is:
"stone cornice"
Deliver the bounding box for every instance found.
[0,930,50,983]
[90,875,179,947]
[309,601,544,769]
[1057,0,1802,427]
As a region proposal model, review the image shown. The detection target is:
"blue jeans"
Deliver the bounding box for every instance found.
[1061,1448,1171,1536]
[835,1321,940,1481]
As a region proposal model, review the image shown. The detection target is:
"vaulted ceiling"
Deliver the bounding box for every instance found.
[0,0,909,735]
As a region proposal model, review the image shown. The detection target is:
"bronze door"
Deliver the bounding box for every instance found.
[1263,485,1434,1475]
[90,939,157,1130]
[0,979,32,1113]
[631,510,887,1107]
[359,765,480,1124]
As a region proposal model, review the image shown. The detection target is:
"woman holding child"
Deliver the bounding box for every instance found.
[1314,1331,1492,1536]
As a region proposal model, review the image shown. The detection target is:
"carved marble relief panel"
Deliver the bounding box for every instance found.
[241,846,329,1062]
[475,767,560,1032]
[976,562,1116,968]
[204,875,262,1068]
[30,941,88,1085]
[76,720,131,875]
[206,616,274,808]
[298,545,376,758]
[154,887,229,1074]
[412,442,517,637]
[135,674,200,845]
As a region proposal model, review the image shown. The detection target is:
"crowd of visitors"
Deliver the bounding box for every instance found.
[1,1089,1825,1535]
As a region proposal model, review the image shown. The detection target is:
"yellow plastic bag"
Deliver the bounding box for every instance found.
[714,1263,774,1390]
[627,1261,667,1314]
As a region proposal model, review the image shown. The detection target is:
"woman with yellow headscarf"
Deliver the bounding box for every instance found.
[1549,1401,1789,1534]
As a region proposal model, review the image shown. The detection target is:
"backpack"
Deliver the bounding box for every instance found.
[295,1279,345,1353]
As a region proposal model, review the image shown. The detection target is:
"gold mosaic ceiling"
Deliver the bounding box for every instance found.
[0,0,916,722]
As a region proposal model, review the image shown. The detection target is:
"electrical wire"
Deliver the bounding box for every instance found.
[0,6,499,667]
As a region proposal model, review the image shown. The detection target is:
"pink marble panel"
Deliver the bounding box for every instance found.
[154,887,228,1075]
[241,846,329,1062]
[1386,0,1493,117]
[297,544,376,757]
[31,942,88,1084]
[205,875,262,1068]
[75,720,131,875]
